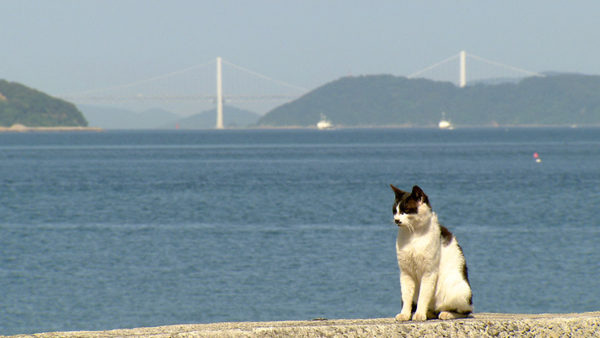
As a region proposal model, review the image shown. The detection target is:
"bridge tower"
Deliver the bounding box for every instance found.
[216,56,224,129]
[459,50,466,88]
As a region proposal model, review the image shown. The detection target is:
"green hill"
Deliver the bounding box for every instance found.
[0,80,87,127]
[258,73,600,127]
[166,105,260,129]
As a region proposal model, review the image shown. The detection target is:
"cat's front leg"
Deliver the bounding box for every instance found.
[413,272,437,321]
[395,272,415,321]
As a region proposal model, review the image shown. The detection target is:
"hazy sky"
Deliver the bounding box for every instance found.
[2,1,600,114]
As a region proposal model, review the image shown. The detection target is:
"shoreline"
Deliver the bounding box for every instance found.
[2,124,596,132]
[57,124,599,132]
[10,312,600,337]
[241,124,598,130]
[0,125,103,132]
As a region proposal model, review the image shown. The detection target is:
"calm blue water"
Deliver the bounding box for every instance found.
[1,128,599,335]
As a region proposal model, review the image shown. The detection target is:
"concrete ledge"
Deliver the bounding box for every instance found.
[13,312,600,337]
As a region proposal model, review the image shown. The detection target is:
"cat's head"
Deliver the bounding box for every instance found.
[390,184,432,230]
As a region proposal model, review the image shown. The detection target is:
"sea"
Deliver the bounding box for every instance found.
[1,127,599,335]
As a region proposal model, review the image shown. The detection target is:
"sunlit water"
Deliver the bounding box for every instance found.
[1,128,599,334]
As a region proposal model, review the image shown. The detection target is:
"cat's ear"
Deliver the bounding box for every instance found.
[411,185,429,204]
[390,184,407,199]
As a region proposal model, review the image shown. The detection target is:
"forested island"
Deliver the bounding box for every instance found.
[258,73,600,127]
[0,79,88,127]
[4,73,600,129]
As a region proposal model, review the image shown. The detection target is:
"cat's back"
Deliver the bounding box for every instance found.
[438,225,465,257]
[438,224,470,282]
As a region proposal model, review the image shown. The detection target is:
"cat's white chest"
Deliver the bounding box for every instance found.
[396,229,440,275]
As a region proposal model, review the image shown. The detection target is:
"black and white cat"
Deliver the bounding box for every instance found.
[390,184,473,321]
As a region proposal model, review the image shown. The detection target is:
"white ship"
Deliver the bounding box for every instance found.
[316,114,333,130]
[438,112,454,130]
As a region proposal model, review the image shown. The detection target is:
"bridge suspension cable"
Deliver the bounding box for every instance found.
[466,53,545,78]
[407,53,460,79]
[406,50,544,86]
[63,60,215,96]
[221,59,308,92]
[60,58,306,99]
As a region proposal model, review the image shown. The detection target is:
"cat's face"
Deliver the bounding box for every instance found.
[390,184,431,230]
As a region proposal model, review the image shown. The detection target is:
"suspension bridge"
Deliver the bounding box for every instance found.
[407,50,544,87]
[60,57,309,129]
[60,51,543,129]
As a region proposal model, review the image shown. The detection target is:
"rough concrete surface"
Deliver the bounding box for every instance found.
[9,312,600,337]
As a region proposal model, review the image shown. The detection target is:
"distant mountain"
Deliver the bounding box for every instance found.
[81,104,260,129]
[163,106,260,129]
[258,73,600,127]
[80,105,179,129]
[0,79,87,127]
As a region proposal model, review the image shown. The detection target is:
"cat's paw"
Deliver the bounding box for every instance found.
[412,312,427,321]
[438,311,469,320]
[395,313,411,321]
[438,311,455,320]
[438,311,453,320]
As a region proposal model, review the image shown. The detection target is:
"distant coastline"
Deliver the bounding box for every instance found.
[242,123,598,130]
[258,73,600,127]
[1,124,594,132]
[0,79,88,128]
[0,124,102,132]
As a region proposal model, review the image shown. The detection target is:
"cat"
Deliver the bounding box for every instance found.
[390,184,473,321]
